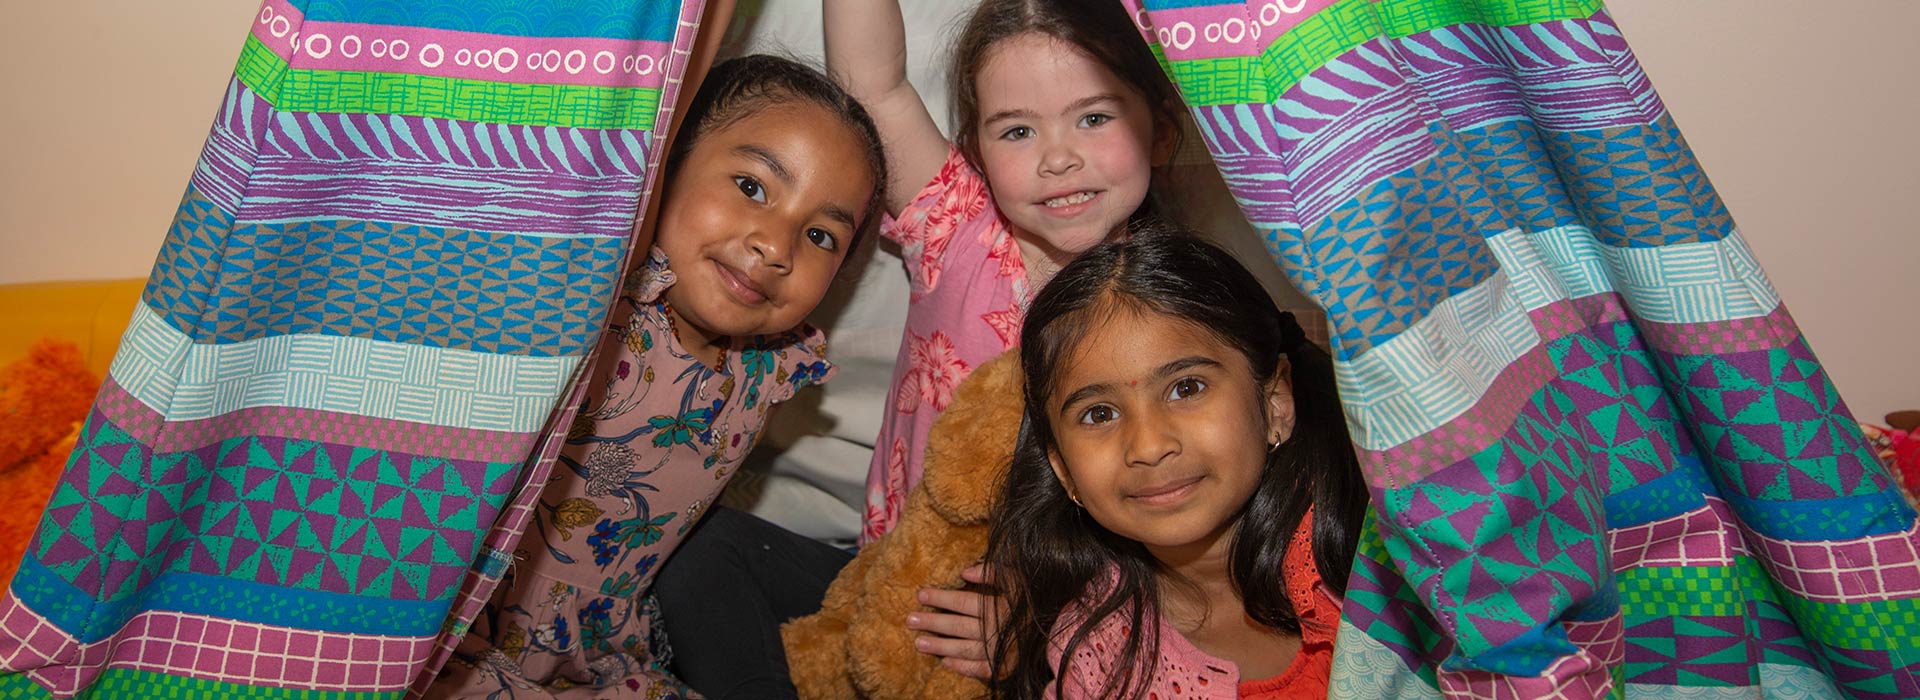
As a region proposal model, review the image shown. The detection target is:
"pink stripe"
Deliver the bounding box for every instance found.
[0,591,432,693]
[246,0,670,89]
[1637,304,1799,357]
[248,0,304,62]
[92,377,534,463]
[1608,500,1743,572]
[1750,513,1920,605]
[1138,0,1344,62]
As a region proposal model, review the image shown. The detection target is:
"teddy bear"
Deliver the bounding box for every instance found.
[781,349,1022,700]
[0,339,101,586]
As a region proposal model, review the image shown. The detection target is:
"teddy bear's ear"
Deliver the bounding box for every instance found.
[921,349,1024,525]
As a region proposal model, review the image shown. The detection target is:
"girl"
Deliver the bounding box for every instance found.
[655,1,1188,688]
[426,54,887,699]
[826,0,1184,543]
[988,228,1370,699]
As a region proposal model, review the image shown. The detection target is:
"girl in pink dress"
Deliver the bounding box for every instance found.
[426,55,888,699]
[825,0,1186,546]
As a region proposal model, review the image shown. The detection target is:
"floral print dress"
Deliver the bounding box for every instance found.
[863,147,1031,543]
[429,249,834,699]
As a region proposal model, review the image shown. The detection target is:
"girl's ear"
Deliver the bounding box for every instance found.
[1047,446,1081,504]
[1264,358,1297,448]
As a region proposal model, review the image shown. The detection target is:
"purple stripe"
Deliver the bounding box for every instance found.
[92,378,535,463]
[237,157,642,237]
[1396,21,1665,132]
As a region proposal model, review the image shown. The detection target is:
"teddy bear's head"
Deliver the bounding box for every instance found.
[920,350,1023,526]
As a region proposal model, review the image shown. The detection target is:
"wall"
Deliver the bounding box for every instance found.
[1,1,1913,420]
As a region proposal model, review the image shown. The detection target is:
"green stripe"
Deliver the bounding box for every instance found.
[233,36,661,130]
[0,668,401,699]
[1621,557,1920,653]
[1378,0,1605,37]
[1161,0,1605,106]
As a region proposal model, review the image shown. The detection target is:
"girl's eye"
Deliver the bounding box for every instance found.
[1000,126,1034,141]
[805,227,838,252]
[1080,113,1112,128]
[1078,404,1119,425]
[1168,377,1206,401]
[734,176,766,203]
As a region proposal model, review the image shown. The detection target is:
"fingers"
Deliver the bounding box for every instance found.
[906,611,982,641]
[917,587,987,618]
[912,631,987,660]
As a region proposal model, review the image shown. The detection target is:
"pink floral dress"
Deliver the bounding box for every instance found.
[863,148,1031,543]
[429,249,835,699]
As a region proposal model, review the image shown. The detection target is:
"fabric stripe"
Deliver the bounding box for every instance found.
[299,0,682,42]
[92,378,533,463]
[249,2,673,89]
[1338,227,1786,452]
[9,558,448,641]
[1151,0,1608,106]
[235,36,663,131]
[236,159,645,237]
[109,302,580,433]
[0,588,430,694]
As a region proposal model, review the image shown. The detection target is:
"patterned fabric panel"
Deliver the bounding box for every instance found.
[0,1,705,697]
[1128,0,1920,697]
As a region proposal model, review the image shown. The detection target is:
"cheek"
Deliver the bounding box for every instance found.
[1092,130,1155,189]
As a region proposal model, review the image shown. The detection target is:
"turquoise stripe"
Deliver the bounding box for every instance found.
[11,555,451,643]
[300,0,681,42]
[109,302,581,433]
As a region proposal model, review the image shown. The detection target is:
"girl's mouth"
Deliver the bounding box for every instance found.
[713,261,768,305]
[1127,475,1204,507]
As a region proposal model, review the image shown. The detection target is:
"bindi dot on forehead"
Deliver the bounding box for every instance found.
[1129,380,1138,386]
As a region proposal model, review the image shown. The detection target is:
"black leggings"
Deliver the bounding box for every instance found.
[655,506,853,699]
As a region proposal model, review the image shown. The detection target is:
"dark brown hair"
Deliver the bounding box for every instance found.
[948,0,1182,177]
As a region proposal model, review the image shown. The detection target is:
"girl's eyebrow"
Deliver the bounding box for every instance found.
[732,144,793,185]
[1056,355,1222,415]
[984,93,1125,128]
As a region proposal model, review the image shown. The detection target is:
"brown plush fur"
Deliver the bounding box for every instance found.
[782,350,1022,699]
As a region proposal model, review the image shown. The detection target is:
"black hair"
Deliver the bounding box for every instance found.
[663,54,889,251]
[986,222,1369,700]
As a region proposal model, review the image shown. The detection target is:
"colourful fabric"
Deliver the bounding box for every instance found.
[862,148,1031,542]
[428,249,833,698]
[0,1,706,697]
[1125,0,1920,697]
[1048,512,1338,699]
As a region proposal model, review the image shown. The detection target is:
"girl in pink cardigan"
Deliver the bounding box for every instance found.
[987,229,1368,699]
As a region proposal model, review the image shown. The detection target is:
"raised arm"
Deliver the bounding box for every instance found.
[824,0,950,216]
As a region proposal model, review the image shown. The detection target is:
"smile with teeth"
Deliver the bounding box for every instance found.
[1044,191,1098,208]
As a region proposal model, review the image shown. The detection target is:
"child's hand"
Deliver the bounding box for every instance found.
[907,563,1007,679]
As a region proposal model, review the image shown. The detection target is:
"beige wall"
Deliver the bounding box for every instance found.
[1603,2,1919,425]
[1,1,1914,420]
[1,2,259,286]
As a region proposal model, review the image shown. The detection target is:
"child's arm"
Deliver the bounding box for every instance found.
[824,0,949,217]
